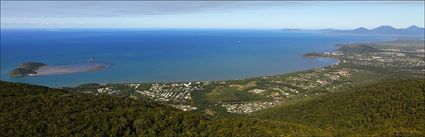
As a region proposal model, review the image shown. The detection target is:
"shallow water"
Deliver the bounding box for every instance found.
[1,29,393,87]
[34,63,110,76]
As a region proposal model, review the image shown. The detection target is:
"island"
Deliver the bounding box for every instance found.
[303,52,325,57]
[9,61,110,77]
[9,62,47,76]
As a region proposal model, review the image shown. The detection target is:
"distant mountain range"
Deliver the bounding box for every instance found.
[282,25,425,36]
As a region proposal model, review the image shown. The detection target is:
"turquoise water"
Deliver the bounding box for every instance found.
[1,29,392,87]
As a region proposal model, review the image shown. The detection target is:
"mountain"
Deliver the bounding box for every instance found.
[406,25,425,34]
[352,27,369,33]
[286,25,425,36]
[372,25,399,33]
[406,25,421,31]
[327,25,424,36]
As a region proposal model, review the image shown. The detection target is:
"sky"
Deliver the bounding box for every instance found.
[1,1,424,29]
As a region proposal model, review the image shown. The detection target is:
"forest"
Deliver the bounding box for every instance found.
[0,81,325,136]
[251,79,425,136]
[1,79,424,136]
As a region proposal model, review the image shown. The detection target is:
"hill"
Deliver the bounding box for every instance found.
[2,79,424,136]
[250,79,425,136]
[0,81,327,136]
[326,25,425,36]
[336,44,380,53]
[314,25,425,36]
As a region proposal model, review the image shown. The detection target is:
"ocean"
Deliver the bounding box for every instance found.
[1,29,393,87]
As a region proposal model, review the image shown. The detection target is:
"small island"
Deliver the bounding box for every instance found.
[303,52,324,57]
[9,62,47,76]
[10,61,110,77]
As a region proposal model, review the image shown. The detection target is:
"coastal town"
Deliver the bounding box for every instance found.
[70,40,425,114]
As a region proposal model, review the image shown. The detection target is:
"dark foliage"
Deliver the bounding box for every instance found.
[251,79,425,136]
[0,81,325,136]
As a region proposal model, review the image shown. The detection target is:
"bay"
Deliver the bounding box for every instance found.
[0,29,392,87]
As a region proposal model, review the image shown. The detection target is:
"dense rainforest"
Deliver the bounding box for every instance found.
[251,79,425,136]
[0,81,326,136]
[1,79,424,136]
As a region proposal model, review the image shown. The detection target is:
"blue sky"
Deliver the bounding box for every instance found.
[1,1,424,29]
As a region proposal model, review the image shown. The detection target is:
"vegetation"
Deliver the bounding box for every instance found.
[1,79,423,136]
[251,79,425,136]
[337,44,380,54]
[9,62,46,76]
[0,81,327,136]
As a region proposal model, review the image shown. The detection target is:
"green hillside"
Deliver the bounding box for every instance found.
[0,81,326,137]
[1,79,424,136]
[337,44,380,54]
[250,79,425,136]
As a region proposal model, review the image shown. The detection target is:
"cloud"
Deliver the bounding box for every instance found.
[3,1,421,18]
[0,1,312,18]
[1,1,422,29]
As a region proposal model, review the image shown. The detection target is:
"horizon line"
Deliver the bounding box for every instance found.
[1,25,424,30]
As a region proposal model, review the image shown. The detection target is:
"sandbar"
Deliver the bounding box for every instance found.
[32,63,110,76]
